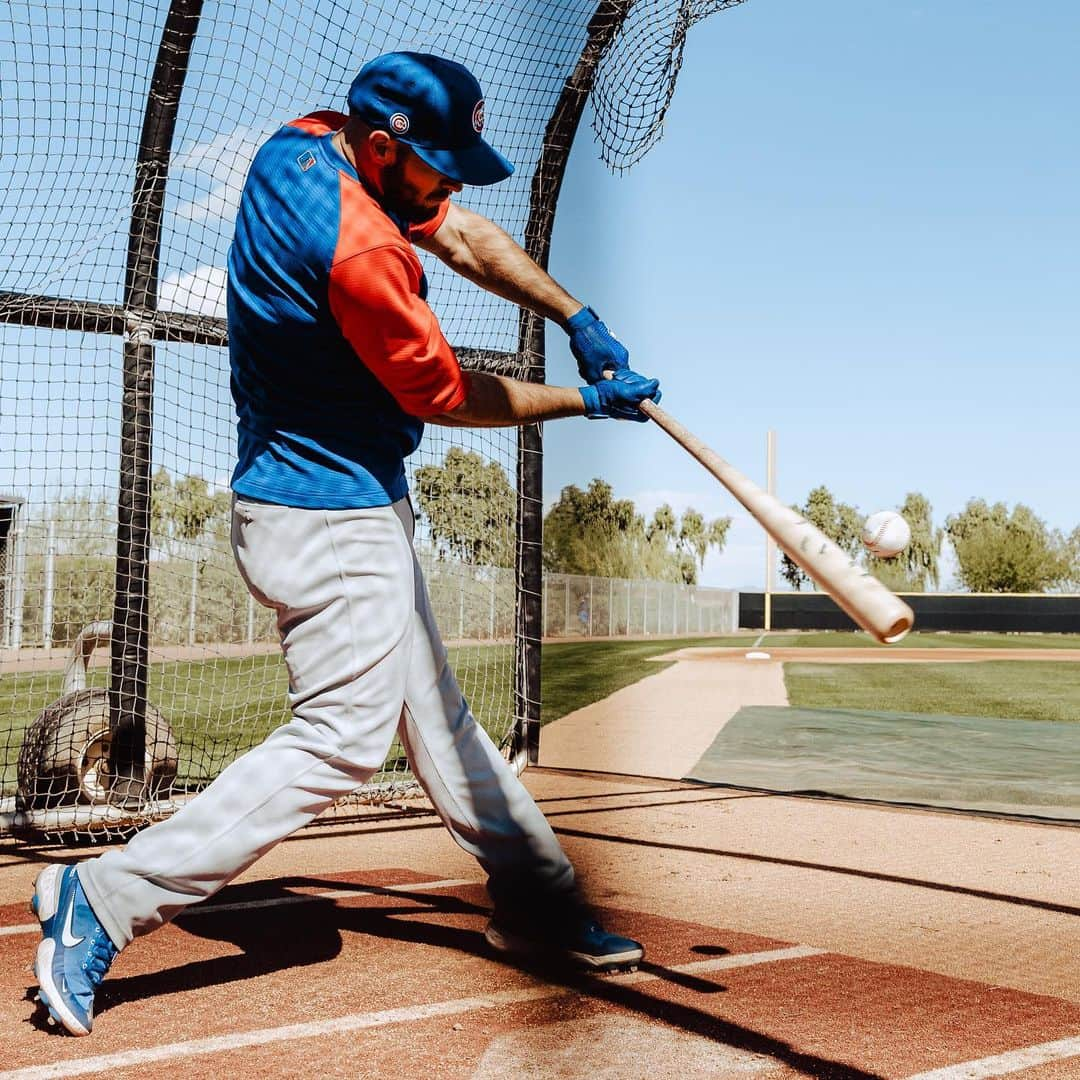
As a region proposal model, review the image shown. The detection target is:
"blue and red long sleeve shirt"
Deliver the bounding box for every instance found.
[227,111,467,508]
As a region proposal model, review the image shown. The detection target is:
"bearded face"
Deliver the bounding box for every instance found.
[379,148,461,225]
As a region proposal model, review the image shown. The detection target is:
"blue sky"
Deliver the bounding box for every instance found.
[4,1,1076,589]
[544,1,1079,587]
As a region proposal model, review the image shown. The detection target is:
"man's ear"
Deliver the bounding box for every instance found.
[367,129,398,165]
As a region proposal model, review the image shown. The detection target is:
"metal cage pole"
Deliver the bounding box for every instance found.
[109,0,205,805]
[513,0,633,766]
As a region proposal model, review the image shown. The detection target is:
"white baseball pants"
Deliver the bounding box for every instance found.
[79,496,575,948]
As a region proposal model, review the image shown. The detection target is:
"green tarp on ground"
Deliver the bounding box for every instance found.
[685,706,1080,821]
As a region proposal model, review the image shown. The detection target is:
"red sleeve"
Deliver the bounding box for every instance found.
[287,110,347,135]
[328,243,469,418]
[408,196,451,241]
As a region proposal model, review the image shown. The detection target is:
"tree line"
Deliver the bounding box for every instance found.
[413,450,1079,593]
[781,486,1080,593]
[28,458,1080,597]
[414,448,730,585]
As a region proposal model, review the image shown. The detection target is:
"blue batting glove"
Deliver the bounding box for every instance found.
[579,368,661,422]
[567,305,629,384]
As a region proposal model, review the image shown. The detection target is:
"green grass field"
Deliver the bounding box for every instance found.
[540,632,1080,725]
[0,644,515,794]
[541,636,752,725]
[784,661,1080,723]
[4,631,1078,796]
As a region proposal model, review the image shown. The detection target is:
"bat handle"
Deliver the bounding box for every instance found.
[638,397,662,421]
[599,369,664,423]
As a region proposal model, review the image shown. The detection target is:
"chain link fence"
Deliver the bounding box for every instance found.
[543,573,737,639]
[1,514,736,650]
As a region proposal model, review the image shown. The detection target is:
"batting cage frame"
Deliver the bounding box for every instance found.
[0,0,746,839]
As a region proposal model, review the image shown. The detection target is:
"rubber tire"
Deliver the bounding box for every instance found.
[17,689,179,809]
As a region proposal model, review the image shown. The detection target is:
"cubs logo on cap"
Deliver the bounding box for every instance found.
[347,52,514,186]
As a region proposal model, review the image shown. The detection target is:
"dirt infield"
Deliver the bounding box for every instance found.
[540,653,789,779]
[2,643,1078,1077]
[1,773,1077,1077]
[0,641,281,676]
[655,646,1080,664]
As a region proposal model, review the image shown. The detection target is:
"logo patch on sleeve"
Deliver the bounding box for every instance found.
[297,150,317,172]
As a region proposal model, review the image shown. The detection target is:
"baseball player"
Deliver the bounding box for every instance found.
[30,51,661,1036]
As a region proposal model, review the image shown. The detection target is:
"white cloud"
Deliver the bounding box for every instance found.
[172,124,277,224]
[160,265,227,318]
[177,186,243,225]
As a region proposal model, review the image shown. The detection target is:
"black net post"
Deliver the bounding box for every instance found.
[109,0,205,805]
[1,0,746,838]
[513,1,633,766]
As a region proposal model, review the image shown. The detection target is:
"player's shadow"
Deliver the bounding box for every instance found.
[89,876,489,1018]
[84,877,885,1079]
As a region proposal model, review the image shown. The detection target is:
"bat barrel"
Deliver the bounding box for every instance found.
[638,398,915,644]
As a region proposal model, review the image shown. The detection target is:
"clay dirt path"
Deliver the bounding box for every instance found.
[2,643,1078,1077]
[540,653,789,779]
[1,773,1078,1078]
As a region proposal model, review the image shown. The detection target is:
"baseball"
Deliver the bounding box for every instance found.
[861,511,911,559]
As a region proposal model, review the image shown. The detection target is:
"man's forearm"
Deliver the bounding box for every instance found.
[428,371,584,428]
[421,205,581,327]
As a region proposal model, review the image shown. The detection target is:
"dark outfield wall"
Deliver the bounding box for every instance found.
[739,592,1080,634]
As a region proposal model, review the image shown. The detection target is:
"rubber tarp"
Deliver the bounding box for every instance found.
[685,705,1080,822]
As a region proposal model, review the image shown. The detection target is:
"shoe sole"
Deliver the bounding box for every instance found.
[484,924,642,973]
[30,866,91,1036]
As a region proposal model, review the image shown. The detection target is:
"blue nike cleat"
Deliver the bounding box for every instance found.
[31,864,118,1035]
[485,909,644,973]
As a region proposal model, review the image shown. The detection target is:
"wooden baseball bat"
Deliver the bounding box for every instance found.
[637,397,914,644]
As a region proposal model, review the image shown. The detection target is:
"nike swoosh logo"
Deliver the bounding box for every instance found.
[61,893,85,949]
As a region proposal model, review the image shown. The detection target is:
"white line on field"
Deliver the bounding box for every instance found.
[904,1035,1080,1079]
[0,877,474,938]
[3,946,825,1079]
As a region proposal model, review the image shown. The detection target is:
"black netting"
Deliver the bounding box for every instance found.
[0,0,745,838]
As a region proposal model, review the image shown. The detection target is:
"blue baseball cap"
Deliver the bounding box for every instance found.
[347,52,514,187]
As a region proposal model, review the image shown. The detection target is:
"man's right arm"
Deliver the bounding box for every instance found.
[429,368,661,429]
[327,241,659,429]
[427,371,585,428]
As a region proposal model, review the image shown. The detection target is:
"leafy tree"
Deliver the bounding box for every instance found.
[413,447,515,567]
[151,468,231,555]
[47,491,115,557]
[543,479,638,576]
[647,504,676,541]
[945,499,1072,593]
[779,485,862,590]
[543,480,730,584]
[679,509,732,568]
[867,492,943,592]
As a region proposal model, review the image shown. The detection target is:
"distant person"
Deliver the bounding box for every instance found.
[578,596,590,635]
[30,51,659,1036]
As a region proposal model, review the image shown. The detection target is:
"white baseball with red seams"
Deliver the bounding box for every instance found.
[861,511,911,559]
